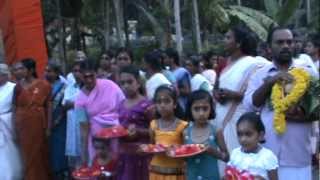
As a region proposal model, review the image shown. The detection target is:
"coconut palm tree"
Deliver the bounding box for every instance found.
[263,0,301,26]
[191,0,202,53]
[112,0,125,47]
[174,0,183,55]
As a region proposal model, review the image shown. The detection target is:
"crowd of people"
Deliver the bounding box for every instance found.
[0,25,319,180]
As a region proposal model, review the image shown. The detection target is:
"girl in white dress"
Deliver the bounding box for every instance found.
[226,112,278,180]
[0,64,23,180]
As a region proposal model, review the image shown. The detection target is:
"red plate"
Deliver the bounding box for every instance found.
[72,166,101,180]
[167,144,207,158]
[139,144,168,153]
[95,125,128,139]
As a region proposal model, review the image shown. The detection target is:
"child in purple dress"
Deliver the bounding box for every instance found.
[117,65,154,180]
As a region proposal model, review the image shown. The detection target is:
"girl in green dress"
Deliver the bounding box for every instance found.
[184,90,229,180]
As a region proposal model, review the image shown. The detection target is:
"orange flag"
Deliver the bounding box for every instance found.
[0,0,48,77]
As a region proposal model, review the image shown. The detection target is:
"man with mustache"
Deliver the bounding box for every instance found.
[243,27,318,180]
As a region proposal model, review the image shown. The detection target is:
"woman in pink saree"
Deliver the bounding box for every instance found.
[75,62,125,165]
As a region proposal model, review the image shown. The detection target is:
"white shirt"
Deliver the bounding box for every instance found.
[0,82,15,114]
[202,69,216,86]
[294,54,319,77]
[66,72,76,85]
[146,73,171,99]
[228,147,278,180]
[191,74,213,93]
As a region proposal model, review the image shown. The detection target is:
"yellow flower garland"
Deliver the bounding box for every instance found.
[271,68,310,134]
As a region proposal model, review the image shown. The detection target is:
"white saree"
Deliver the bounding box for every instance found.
[215,56,268,151]
[0,82,23,180]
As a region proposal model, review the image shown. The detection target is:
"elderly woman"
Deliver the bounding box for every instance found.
[0,63,23,180]
[75,62,125,165]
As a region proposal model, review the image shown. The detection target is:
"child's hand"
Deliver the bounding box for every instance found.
[206,146,221,158]
[207,146,229,161]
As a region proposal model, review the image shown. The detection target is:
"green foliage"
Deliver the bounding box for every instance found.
[301,78,320,121]
[275,0,301,25]
[198,0,230,31]
[132,43,159,65]
[81,0,104,29]
[131,1,165,36]
[310,0,320,31]
[60,0,83,18]
[263,0,301,25]
[229,6,276,29]
[263,0,279,18]
[227,8,269,41]
[42,0,58,25]
[226,5,277,41]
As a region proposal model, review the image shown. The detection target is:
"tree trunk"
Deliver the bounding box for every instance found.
[203,29,209,51]
[237,0,241,5]
[112,0,125,47]
[306,0,311,24]
[123,0,130,47]
[104,0,111,50]
[72,18,81,50]
[56,0,66,72]
[174,0,183,55]
[192,0,202,53]
[165,18,171,48]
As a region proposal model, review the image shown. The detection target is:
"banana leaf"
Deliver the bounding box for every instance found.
[300,78,320,120]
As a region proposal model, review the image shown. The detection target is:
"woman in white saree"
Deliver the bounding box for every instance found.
[0,64,22,180]
[214,26,270,175]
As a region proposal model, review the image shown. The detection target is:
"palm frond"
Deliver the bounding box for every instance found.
[131,2,165,39]
[227,8,268,41]
[276,0,301,25]
[263,0,279,18]
[212,4,230,31]
[229,5,277,29]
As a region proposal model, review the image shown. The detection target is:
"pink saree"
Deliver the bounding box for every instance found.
[75,79,125,163]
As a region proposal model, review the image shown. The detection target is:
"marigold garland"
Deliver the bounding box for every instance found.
[271,68,310,134]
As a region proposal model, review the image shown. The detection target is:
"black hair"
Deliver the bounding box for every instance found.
[292,30,302,40]
[307,33,320,48]
[165,48,180,66]
[230,25,258,56]
[72,61,82,68]
[79,60,96,73]
[47,61,62,75]
[116,47,134,62]
[189,55,202,67]
[203,51,215,69]
[237,112,266,143]
[101,49,114,59]
[144,50,163,71]
[266,26,290,45]
[185,90,215,122]
[21,58,38,78]
[153,85,185,119]
[120,65,145,95]
[120,65,140,79]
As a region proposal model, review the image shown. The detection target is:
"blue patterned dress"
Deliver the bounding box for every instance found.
[184,122,220,180]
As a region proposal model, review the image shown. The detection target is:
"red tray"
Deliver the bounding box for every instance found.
[72,166,101,180]
[139,144,168,154]
[167,144,207,158]
[95,125,128,139]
